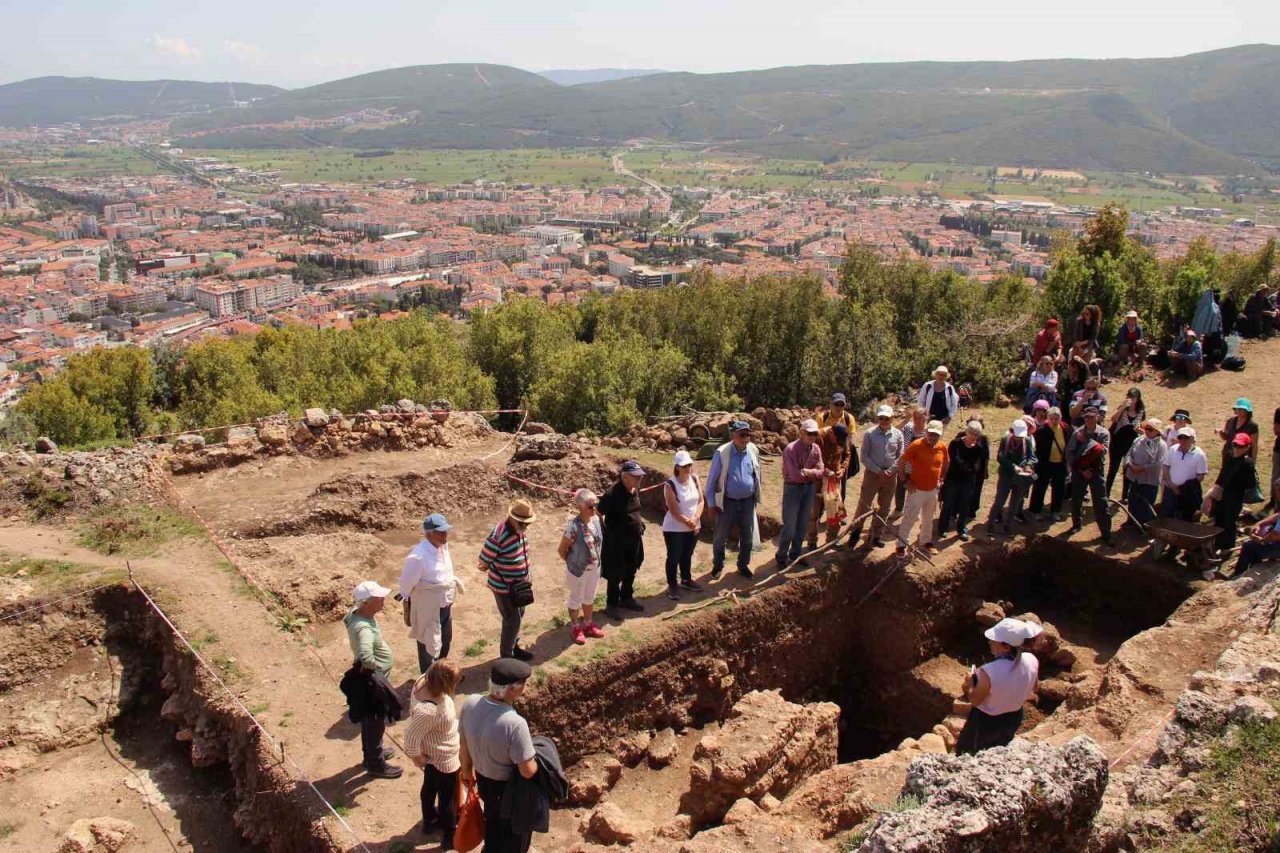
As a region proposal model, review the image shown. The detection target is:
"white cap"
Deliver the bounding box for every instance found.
[1011,420,1028,437]
[801,418,820,433]
[1176,426,1196,439]
[934,365,950,377]
[673,450,694,467]
[925,420,944,435]
[984,617,1044,647]
[876,404,894,418]
[353,580,391,603]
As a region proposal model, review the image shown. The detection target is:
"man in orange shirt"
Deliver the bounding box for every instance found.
[897,420,950,556]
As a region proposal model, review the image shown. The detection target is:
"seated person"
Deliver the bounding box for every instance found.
[1241,286,1276,338]
[1025,356,1059,412]
[1231,511,1280,577]
[1031,318,1064,365]
[1169,327,1204,380]
[1114,310,1146,365]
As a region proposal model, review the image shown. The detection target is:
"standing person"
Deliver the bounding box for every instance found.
[851,405,904,549]
[1029,406,1068,521]
[896,420,949,557]
[404,661,462,846]
[1218,398,1259,465]
[967,413,991,522]
[661,451,704,600]
[778,419,827,568]
[894,407,928,516]
[479,500,537,662]
[1067,407,1113,545]
[956,618,1042,755]
[986,420,1037,537]
[1169,328,1204,380]
[343,580,403,779]
[817,392,857,501]
[917,366,959,427]
[1032,317,1064,365]
[1025,356,1059,412]
[1069,375,1107,428]
[1202,434,1260,557]
[459,659,538,853]
[808,422,849,549]
[1161,427,1209,521]
[705,421,763,580]
[939,421,985,541]
[1114,310,1146,366]
[1106,388,1145,501]
[400,513,465,675]
[1165,409,1193,447]
[1123,419,1168,528]
[600,460,647,617]
[557,489,606,644]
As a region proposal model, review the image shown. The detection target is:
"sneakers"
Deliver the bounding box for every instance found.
[510,646,534,662]
[619,598,644,612]
[1068,524,1083,534]
[680,579,701,591]
[571,624,586,645]
[364,762,403,779]
[667,585,680,601]
[710,568,723,581]
[584,622,605,639]
[958,531,971,542]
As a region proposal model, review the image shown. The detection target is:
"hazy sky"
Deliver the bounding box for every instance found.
[1,0,1276,88]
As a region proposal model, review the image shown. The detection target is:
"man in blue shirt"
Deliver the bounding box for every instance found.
[706,421,763,580]
[1169,327,1204,380]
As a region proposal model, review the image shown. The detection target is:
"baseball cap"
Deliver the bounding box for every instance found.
[830,392,847,405]
[1083,406,1100,417]
[876,404,894,418]
[673,450,694,467]
[1233,432,1253,448]
[925,420,944,435]
[1176,426,1195,438]
[731,420,751,433]
[1233,398,1253,413]
[1011,420,1028,437]
[491,658,532,686]
[984,617,1044,648]
[353,580,391,603]
[422,513,452,533]
[621,460,646,476]
[1125,310,1138,319]
[801,418,820,434]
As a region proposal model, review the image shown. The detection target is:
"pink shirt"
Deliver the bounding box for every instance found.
[782,439,824,485]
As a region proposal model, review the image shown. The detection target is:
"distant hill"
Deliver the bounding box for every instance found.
[0,76,284,126]
[104,46,1280,172]
[537,68,667,86]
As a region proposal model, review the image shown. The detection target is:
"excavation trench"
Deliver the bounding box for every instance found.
[0,587,338,853]
[522,539,1196,767]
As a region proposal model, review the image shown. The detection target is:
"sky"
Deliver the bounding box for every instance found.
[1,0,1277,88]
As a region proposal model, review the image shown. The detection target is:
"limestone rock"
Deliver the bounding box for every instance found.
[513,433,573,462]
[917,732,949,754]
[396,398,416,413]
[724,797,763,825]
[303,408,330,428]
[583,802,652,845]
[974,601,1005,628]
[680,689,839,827]
[172,433,205,453]
[1228,694,1278,724]
[648,728,679,769]
[616,730,652,767]
[58,817,136,853]
[524,421,555,435]
[566,753,623,806]
[1173,690,1229,733]
[861,736,1108,852]
[35,436,59,454]
[655,814,691,840]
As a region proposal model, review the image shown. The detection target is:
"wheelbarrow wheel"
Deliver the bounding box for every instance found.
[1150,539,1167,561]
[688,424,711,441]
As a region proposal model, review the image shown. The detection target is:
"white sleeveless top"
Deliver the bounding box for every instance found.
[977,652,1040,716]
[661,475,701,533]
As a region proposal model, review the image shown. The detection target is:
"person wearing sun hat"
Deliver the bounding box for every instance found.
[1164,409,1193,447]
[956,617,1042,755]
[1161,424,1208,521]
[851,404,904,549]
[1218,398,1258,465]
[479,499,537,662]
[896,419,950,556]
[986,418,1037,537]
[778,418,827,568]
[706,420,763,580]
[1123,418,1167,528]
[1066,406,1113,545]
[1169,326,1204,380]
[917,365,959,426]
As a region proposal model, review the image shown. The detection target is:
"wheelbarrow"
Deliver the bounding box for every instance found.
[1146,517,1222,572]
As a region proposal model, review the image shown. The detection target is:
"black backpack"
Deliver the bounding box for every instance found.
[1221,355,1246,371]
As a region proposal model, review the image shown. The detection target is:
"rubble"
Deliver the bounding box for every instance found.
[57,817,136,853]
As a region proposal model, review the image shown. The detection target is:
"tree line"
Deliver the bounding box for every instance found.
[6,206,1276,448]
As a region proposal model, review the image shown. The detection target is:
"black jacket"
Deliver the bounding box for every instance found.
[500,735,569,835]
[339,665,404,725]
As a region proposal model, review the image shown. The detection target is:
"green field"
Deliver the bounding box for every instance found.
[0,144,164,178]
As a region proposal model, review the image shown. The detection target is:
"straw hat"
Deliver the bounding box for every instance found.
[508,498,537,524]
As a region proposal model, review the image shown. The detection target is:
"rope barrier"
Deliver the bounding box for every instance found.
[137,408,531,443]
[0,583,120,624]
[125,565,372,853]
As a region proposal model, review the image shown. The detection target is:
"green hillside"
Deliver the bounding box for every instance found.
[0,77,283,126]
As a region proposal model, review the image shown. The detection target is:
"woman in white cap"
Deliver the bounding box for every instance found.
[662,450,705,600]
[986,419,1037,537]
[558,488,606,645]
[956,617,1042,755]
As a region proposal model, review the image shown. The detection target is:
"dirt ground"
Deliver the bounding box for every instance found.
[2,337,1277,852]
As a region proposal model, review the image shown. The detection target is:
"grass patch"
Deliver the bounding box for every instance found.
[78,504,203,556]
[211,654,243,681]
[0,821,17,839]
[189,631,219,652]
[0,551,120,592]
[21,475,71,519]
[464,638,489,658]
[277,613,310,634]
[248,702,270,715]
[279,711,294,729]
[532,667,549,687]
[332,800,351,817]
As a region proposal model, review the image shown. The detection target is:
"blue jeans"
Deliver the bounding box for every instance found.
[1128,482,1159,525]
[777,482,816,565]
[712,496,755,573]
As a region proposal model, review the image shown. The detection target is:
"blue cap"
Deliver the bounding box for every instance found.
[830,392,847,405]
[621,460,645,476]
[731,420,751,433]
[1233,398,1253,413]
[423,513,452,533]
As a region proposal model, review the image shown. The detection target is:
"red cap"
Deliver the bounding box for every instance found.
[1046,318,1059,327]
[1233,433,1253,448]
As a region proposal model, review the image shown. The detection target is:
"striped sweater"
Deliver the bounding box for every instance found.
[403,695,460,772]
[479,520,529,593]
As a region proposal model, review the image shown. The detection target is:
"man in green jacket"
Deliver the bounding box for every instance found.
[344,580,402,779]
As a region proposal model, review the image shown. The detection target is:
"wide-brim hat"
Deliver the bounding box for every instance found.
[508,498,537,524]
[984,617,1043,647]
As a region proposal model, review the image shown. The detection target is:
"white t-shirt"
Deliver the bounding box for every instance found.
[399,539,454,599]
[661,475,702,533]
[1165,446,1209,486]
[978,652,1040,716]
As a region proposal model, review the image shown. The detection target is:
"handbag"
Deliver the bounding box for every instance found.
[509,578,535,608]
[455,779,485,852]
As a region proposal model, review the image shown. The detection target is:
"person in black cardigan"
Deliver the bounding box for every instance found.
[1203,433,1260,556]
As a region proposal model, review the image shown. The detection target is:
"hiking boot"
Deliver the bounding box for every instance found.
[571,624,586,645]
[584,622,605,639]
[365,762,403,780]
[619,598,644,612]
[510,646,534,662]
[958,531,971,542]
[667,585,680,601]
[680,579,701,591]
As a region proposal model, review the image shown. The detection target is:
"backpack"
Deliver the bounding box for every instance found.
[1221,355,1246,371]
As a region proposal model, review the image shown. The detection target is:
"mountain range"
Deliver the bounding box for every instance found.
[3,46,1279,173]
[0,77,283,126]
[536,68,666,86]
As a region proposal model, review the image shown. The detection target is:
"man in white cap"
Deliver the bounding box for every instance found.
[956,617,1042,755]
[917,366,959,426]
[400,512,466,674]
[851,404,904,549]
[896,420,949,556]
[344,580,402,778]
[986,419,1037,536]
[1161,425,1208,520]
[777,418,828,568]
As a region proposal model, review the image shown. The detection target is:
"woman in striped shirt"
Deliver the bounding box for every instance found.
[405,660,462,847]
[478,499,537,662]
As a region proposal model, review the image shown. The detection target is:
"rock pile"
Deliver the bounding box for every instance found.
[167,404,495,475]
[0,445,162,518]
[599,408,811,454]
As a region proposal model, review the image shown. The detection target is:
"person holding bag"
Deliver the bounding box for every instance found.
[479,500,537,662]
[404,661,463,848]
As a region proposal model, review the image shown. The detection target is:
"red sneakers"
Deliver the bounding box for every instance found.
[571,625,586,645]
[583,622,606,639]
